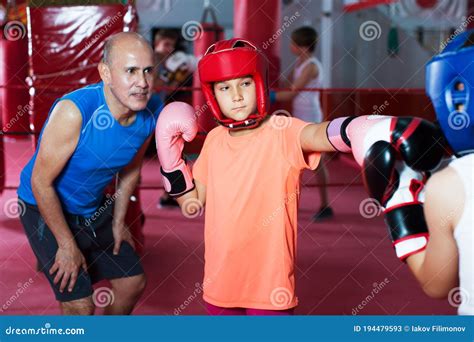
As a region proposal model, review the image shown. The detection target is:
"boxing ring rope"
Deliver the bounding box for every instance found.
[1,84,434,190]
[1,83,430,135]
[0,83,427,93]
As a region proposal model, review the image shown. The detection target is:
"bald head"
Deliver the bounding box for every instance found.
[102,32,153,65]
[98,32,155,113]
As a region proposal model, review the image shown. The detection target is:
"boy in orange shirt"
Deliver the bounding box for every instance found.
[156,38,334,315]
[155,39,390,314]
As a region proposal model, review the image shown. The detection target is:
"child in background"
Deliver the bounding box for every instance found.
[276,26,333,221]
[153,29,195,208]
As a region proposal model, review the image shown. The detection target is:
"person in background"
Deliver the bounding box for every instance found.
[152,29,196,208]
[275,26,333,221]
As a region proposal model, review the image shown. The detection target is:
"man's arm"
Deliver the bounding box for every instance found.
[31,99,87,293]
[113,135,153,254]
[300,121,336,153]
[406,167,462,298]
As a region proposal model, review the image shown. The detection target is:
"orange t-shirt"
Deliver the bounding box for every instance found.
[193,116,320,310]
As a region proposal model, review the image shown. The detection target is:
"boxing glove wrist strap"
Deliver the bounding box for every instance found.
[160,159,195,197]
[384,204,429,261]
[326,116,356,153]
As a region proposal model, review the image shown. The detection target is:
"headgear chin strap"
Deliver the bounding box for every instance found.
[198,38,269,130]
[426,29,474,156]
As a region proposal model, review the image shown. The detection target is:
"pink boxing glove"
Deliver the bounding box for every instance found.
[326,115,443,262]
[326,115,389,163]
[155,102,198,197]
[326,115,444,171]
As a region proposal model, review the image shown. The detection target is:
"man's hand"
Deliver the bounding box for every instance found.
[49,242,87,293]
[33,99,87,292]
[112,221,135,255]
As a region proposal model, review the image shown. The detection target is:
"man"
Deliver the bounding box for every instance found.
[17,32,159,315]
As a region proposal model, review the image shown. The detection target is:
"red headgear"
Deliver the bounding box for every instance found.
[198,38,269,129]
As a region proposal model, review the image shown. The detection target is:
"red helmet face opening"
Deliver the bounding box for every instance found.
[198,38,269,129]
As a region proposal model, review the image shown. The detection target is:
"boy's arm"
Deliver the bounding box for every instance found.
[155,102,207,218]
[279,69,294,88]
[176,179,206,217]
[300,121,337,153]
[275,63,318,102]
[405,167,461,298]
[301,115,444,170]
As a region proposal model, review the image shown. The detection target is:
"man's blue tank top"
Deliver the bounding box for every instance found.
[18,82,162,216]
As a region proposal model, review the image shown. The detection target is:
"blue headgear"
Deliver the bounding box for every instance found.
[426,29,474,156]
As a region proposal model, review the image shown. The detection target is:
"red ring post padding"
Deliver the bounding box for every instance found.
[233,0,281,86]
[189,7,225,154]
[0,128,4,195]
[0,33,30,138]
